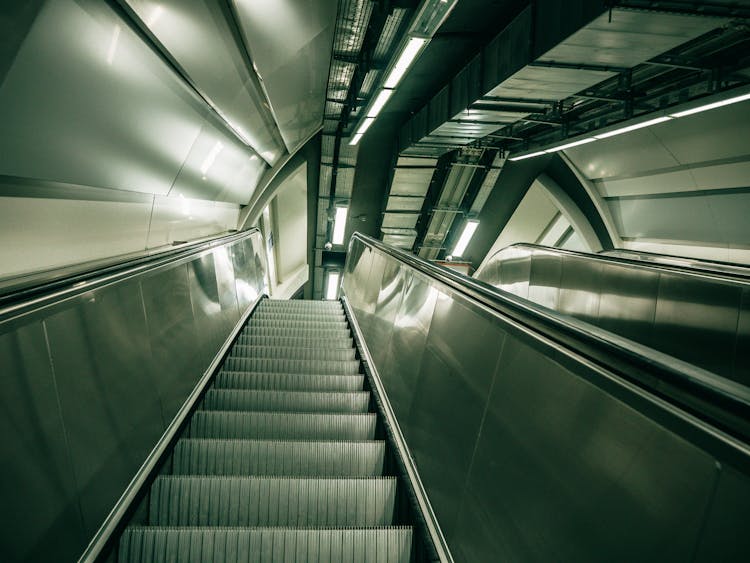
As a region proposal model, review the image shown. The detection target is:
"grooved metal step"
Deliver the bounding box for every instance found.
[119,298,416,562]
[119,527,413,563]
[186,412,377,440]
[249,319,350,330]
[215,372,365,392]
[253,311,347,322]
[241,327,351,340]
[230,345,356,362]
[149,476,397,527]
[262,299,342,309]
[236,334,354,349]
[172,439,385,476]
[222,357,360,375]
[202,390,370,414]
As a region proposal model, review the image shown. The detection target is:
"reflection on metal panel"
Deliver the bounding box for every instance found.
[0,1,265,203]
[233,0,337,152]
[476,243,750,384]
[0,232,266,560]
[0,321,85,561]
[43,280,164,535]
[343,234,750,561]
[125,0,285,164]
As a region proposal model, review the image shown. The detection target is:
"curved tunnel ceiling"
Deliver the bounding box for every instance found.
[0,0,336,278]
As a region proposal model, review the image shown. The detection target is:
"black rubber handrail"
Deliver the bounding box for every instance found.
[0,229,259,322]
[350,232,750,450]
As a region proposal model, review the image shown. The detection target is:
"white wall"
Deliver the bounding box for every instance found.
[564,99,750,264]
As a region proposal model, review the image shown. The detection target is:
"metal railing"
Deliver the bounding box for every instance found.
[349,232,750,445]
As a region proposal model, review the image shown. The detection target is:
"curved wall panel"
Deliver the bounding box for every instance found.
[0,0,283,279]
[564,100,750,264]
[233,0,336,152]
[125,0,286,165]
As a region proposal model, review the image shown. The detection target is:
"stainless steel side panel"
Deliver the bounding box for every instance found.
[141,263,203,423]
[43,280,164,537]
[653,274,742,377]
[343,236,750,562]
[0,319,85,562]
[380,272,437,423]
[477,244,750,384]
[0,233,266,561]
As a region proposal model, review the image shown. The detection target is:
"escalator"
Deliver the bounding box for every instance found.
[3,229,750,561]
[118,298,413,562]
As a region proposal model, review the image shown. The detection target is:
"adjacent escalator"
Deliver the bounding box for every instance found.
[118,298,414,562]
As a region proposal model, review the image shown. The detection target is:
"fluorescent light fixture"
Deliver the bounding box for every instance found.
[349,133,364,146]
[332,206,348,245]
[670,92,750,117]
[594,116,672,139]
[544,137,596,153]
[357,117,376,135]
[452,220,479,257]
[384,37,427,88]
[509,150,547,162]
[368,89,394,118]
[325,272,340,300]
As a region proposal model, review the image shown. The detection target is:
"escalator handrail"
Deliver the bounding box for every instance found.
[0,228,261,323]
[480,242,750,283]
[600,248,750,278]
[349,232,750,443]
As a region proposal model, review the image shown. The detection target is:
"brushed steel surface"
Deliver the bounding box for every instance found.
[527,249,562,310]
[0,232,266,560]
[408,296,506,541]
[141,263,202,422]
[232,0,337,152]
[43,280,164,536]
[477,244,750,384]
[381,272,437,424]
[343,234,750,562]
[0,320,85,562]
[125,0,285,164]
[452,332,716,562]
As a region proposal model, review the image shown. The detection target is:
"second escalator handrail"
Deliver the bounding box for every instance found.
[349,232,750,443]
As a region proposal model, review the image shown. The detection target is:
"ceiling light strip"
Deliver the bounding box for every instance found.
[510,86,750,161]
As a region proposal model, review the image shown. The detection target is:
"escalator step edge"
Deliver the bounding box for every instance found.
[119,526,412,563]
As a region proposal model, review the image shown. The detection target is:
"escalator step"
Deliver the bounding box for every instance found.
[253,311,347,322]
[262,300,342,309]
[149,476,397,527]
[119,526,412,563]
[230,345,356,362]
[202,390,370,414]
[172,439,385,477]
[222,357,360,376]
[236,334,354,349]
[249,319,350,330]
[215,372,365,392]
[243,327,351,340]
[187,412,377,440]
